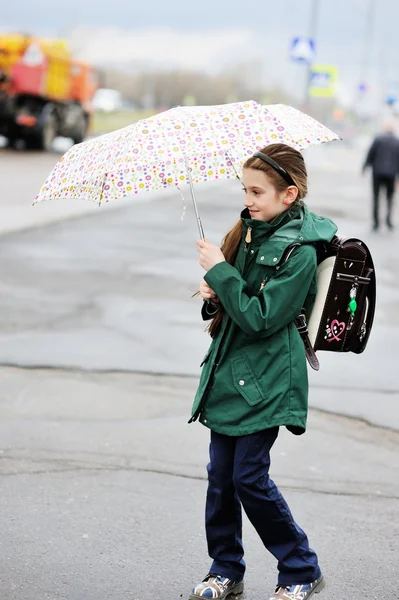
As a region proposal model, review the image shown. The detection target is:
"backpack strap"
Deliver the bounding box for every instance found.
[295,312,320,371]
[282,243,320,372]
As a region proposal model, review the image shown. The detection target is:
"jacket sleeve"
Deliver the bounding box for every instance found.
[363,139,378,172]
[204,245,317,337]
[201,300,220,321]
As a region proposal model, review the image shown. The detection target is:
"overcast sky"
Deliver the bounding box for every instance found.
[2,0,399,108]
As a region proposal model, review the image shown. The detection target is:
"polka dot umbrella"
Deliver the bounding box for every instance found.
[34,100,340,238]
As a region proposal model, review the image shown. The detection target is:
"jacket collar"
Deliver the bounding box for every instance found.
[241,206,304,266]
[241,208,290,243]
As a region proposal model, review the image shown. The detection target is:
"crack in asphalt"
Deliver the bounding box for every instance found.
[1,364,398,435]
[309,406,399,435]
[0,458,397,501]
[0,363,397,395]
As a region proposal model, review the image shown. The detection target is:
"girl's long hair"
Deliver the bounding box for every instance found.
[197,143,308,338]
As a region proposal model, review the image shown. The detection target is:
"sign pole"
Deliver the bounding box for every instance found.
[304,0,320,107]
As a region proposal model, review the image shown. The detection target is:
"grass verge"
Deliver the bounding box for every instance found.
[89,109,157,135]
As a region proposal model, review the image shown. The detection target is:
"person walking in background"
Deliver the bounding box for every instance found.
[363,121,399,231]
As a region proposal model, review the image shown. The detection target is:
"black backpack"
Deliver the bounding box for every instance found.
[285,236,376,371]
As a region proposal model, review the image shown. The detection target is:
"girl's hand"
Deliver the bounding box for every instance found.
[197,238,226,272]
[199,279,220,303]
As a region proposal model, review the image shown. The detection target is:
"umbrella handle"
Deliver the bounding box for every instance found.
[184,156,205,240]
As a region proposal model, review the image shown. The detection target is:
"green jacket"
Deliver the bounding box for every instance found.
[190,204,337,436]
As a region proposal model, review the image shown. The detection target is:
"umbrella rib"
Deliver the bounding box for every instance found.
[225,149,242,182]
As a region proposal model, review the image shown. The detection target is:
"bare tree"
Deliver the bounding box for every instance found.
[95,67,298,109]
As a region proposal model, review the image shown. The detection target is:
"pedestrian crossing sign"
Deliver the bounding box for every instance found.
[309,65,338,98]
[289,37,316,64]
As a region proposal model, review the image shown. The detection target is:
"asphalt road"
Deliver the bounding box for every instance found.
[0,139,398,600]
[0,140,398,429]
[0,368,398,600]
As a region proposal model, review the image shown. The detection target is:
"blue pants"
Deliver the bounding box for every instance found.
[205,428,321,586]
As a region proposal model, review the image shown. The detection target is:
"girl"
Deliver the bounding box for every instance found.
[189,143,337,600]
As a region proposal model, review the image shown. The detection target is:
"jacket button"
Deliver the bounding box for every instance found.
[273,257,277,262]
[239,379,245,386]
[250,250,254,254]
[260,256,264,261]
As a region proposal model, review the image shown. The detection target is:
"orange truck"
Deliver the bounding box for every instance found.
[0,34,97,150]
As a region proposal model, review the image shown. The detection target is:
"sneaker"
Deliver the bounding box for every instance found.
[269,575,326,599]
[189,574,244,599]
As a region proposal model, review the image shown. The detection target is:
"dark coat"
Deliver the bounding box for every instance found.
[363,132,399,178]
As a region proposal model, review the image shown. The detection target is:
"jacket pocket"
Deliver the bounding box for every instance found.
[231,354,264,406]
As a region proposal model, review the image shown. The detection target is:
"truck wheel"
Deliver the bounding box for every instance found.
[7,136,19,150]
[40,113,57,151]
[72,113,88,145]
[26,113,57,151]
[42,113,57,151]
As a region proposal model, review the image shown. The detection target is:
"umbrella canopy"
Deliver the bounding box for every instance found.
[34,101,339,206]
